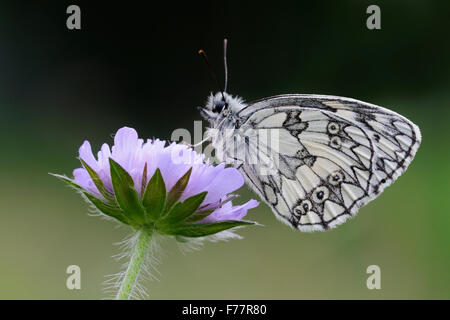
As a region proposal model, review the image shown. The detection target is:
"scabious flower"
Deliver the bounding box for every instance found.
[53,127,258,299]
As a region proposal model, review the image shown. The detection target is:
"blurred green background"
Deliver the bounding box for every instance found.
[0,1,449,299]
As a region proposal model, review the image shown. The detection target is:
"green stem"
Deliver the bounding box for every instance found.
[116,229,152,300]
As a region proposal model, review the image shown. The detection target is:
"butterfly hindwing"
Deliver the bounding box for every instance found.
[230,94,421,231]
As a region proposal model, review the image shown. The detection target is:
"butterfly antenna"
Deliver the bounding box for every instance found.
[223,38,228,93]
[198,49,225,100]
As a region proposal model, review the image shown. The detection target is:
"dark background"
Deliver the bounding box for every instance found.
[0,1,448,299]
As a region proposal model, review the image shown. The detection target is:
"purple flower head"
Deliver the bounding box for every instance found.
[54,127,258,238]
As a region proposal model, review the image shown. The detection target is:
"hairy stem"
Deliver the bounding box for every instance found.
[116,229,152,300]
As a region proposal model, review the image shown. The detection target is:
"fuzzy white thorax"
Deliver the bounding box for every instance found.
[201,92,249,164]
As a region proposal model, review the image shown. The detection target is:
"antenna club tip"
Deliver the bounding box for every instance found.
[198,49,205,55]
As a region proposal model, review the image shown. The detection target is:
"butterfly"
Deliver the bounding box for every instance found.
[198,40,422,232]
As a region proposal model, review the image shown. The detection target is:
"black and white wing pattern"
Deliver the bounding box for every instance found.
[234,94,421,231]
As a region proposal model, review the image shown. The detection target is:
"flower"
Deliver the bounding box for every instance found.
[53,126,260,300]
[53,127,258,239]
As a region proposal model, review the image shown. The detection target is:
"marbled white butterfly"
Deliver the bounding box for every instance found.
[198,40,421,232]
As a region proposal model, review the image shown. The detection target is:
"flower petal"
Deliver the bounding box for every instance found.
[113,127,139,151]
[78,141,99,171]
[202,199,259,222]
[201,167,244,204]
[73,168,100,196]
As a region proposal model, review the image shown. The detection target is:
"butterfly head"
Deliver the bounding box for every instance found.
[211,92,229,114]
[200,92,246,123]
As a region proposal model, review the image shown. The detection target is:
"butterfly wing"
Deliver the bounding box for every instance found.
[233,94,421,231]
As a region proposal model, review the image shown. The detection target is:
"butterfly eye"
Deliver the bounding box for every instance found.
[312,186,329,203]
[214,100,226,113]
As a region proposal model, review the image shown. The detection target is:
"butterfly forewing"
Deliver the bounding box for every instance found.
[229,94,421,231]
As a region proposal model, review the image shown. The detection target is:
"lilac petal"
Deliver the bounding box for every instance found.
[156,144,192,191]
[79,141,99,171]
[180,163,225,202]
[97,143,111,170]
[202,199,259,223]
[226,199,259,220]
[110,127,146,190]
[96,143,113,192]
[129,167,144,195]
[202,167,244,204]
[73,168,101,196]
[113,127,139,151]
[111,127,141,169]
